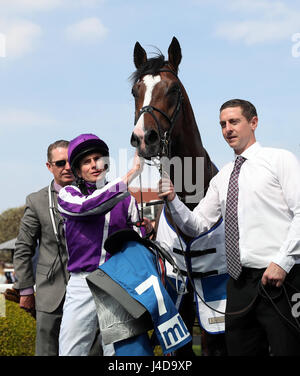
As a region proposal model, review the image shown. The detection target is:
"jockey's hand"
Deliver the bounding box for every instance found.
[123,150,145,186]
[132,150,144,175]
[261,262,287,288]
[158,176,176,202]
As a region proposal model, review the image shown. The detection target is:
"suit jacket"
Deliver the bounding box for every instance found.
[13,181,69,313]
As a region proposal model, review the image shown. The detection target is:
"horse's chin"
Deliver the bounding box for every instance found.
[137,145,160,160]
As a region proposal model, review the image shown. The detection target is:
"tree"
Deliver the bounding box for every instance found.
[0,206,25,244]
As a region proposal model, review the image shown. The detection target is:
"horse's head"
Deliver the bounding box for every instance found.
[130,37,183,159]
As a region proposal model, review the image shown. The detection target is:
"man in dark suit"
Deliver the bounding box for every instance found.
[13,140,74,356]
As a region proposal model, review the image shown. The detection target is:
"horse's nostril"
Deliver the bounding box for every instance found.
[145,130,159,146]
[130,133,140,147]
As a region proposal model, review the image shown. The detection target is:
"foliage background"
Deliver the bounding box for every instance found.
[0,206,25,244]
[0,206,24,262]
[0,299,35,356]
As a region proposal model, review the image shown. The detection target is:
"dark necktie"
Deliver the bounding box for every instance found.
[225,155,246,279]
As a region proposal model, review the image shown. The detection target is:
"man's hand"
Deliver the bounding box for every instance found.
[261,262,287,288]
[4,288,20,303]
[141,217,153,235]
[20,294,36,318]
[158,176,176,202]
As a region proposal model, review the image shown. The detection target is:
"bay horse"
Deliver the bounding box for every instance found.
[130,37,228,356]
[130,37,218,206]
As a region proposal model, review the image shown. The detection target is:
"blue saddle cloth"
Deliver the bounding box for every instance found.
[99,240,192,355]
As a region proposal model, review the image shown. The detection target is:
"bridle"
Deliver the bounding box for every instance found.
[134,68,183,159]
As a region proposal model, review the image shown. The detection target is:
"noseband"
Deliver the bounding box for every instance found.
[134,68,183,158]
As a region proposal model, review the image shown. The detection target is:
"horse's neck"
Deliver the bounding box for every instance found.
[173,85,209,160]
[161,107,215,243]
[155,81,218,243]
[169,91,216,211]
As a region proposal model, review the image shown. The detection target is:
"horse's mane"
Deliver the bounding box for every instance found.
[130,52,166,84]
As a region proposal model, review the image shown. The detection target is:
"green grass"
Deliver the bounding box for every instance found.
[192,344,201,356]
[0,297,36,356]
[0,299,202,356]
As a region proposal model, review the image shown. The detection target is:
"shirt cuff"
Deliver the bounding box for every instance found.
[271,253,296,273]
[20,287,34,296]
[168,194,183,213]
[117,179,127,193]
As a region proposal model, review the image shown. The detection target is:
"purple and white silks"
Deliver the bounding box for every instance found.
[58,177,144,273]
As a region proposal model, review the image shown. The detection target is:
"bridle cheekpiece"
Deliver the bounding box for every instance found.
[134,68,183,159]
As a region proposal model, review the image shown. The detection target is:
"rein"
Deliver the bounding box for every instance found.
[131,55,300,331]
[133,68,259,316]
[160,176,300,323]
[163,198,257,316]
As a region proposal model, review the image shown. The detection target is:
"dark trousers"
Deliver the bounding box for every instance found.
[35,301,64,356]
[225,265,300,356]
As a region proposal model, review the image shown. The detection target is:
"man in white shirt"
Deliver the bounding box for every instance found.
[158,99,300,356]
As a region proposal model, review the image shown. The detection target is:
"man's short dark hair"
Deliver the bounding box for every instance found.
[220,99,257,122]
[47,140,69,162]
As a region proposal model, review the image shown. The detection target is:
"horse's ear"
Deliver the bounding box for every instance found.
[168,37,182,73]
[134,42,147,69]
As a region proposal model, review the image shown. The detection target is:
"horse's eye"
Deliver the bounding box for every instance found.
[167,85,180,106]
[131,88,138,98]
[167,84,180,96]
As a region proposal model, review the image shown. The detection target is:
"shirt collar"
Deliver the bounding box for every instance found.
[234,141,261,161]
[95,178,106,189]
[53,181,63,193]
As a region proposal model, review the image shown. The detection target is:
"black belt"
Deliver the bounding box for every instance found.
[180,269,218,278]
[173,247,216,257]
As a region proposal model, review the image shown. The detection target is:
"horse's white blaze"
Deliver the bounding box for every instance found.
[134,74,161,142]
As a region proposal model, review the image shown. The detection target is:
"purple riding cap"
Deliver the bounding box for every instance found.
[68,133,109,174]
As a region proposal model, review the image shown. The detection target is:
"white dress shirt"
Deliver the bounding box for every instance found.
[169,142,300,273]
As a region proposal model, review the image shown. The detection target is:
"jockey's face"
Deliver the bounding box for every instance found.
[77,152,107,183]
[220,106,258,155]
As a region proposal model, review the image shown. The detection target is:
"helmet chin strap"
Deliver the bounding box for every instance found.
[72,156,110,193]
[96,176,107,189]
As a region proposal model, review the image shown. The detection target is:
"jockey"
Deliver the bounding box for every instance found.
[57,133,152,356]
